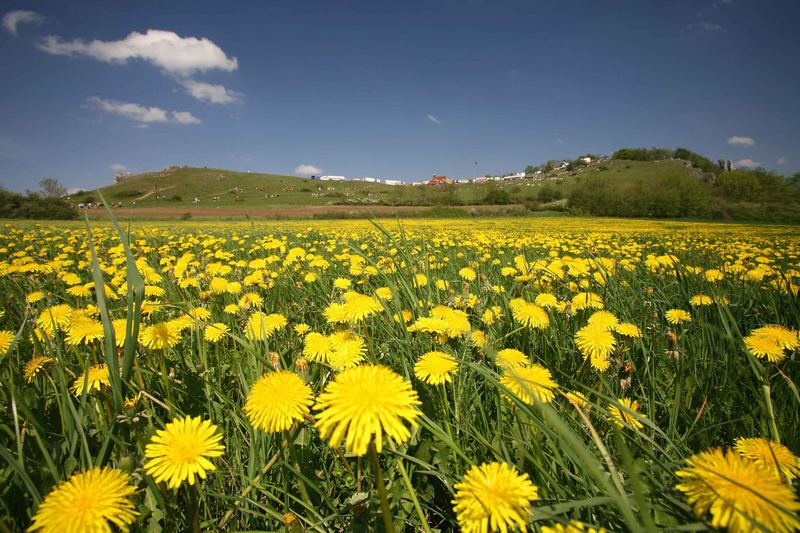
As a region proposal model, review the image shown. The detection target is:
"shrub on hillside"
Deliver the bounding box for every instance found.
[0,189,78,219]
[483,186,512,205]
[613,147,674,161]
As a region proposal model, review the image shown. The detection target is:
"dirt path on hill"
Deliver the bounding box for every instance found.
[135,185,175,201]
[86,204,525,218]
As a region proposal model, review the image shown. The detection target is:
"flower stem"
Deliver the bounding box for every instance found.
[189,484,200,533]
[369,441,395,533]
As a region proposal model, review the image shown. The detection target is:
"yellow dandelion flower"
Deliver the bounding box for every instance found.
[245,312,287,340]
[187,307,212,322]
[689,294,714,306]
[408,306,471,339]
[140,321,181,350]
[26,290,45,303]
[481,309,497,326]
[500,364,558,405]
[223,303,240,315]
[204,322,229,343]
[744,334,785,363]
[294,323,311,336]
[72,364,111,395]
[751,325,799,351]
[333,277,352,290]
[534,292,559,308]
[169,315,193,333]
[459,267,477,281]
[614,322,642,338]
[28,467,138,532]
[341,291,383,322]
[36,304,74,337]
[510,298,550,329]
[734,437,800,481]
[571,292,604,311]
[676,447,800,533]
[303,332,335,363]
[144,415,225,488]
[238,292,263,309]
[245,370,313,433]
[665,309,692,325]
[324,302,349,324]
[566,391,590,410]
[111,318,129,348]
[608,398,645,430]
[414,351,458,385]
[0,330,15,356]
[327,333,366,370]
[575,324,616,371]
[587,310,619,330]
[501,266,518,277]
[495,348,530,369]
[24,355,55,383]
[65,318,105,346]
[208,277,229,294]
[314,364,421,456]
[375,287,393,301]
[452,461,539,533]
[541,521,606,533]
[66,284,92,298]
[470,330,488,349]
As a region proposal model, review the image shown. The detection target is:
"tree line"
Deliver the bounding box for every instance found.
[0,178,78,219]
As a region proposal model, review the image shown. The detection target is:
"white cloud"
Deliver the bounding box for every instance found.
[170,110,201,124]
[777,157,787,165]
[86,96,201,125]
[735,159,761,168]
[110,163,128,171]
[2,10,43,36]
[727,135,755,146]
[87,96,168,123]
[179,79,243,104]
[39,29,238,76]
[686,21,723,34]
[294,164,321,175]
[426,114,441,125]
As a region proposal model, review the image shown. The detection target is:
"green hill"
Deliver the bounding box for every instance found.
[69,154,800,222]
[72,158,698,209]
[73,167,393,209]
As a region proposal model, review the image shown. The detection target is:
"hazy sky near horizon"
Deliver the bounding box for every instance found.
[1,0,798,191]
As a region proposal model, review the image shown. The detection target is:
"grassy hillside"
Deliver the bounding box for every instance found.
[72,158,701,212]
[73,167,392,209]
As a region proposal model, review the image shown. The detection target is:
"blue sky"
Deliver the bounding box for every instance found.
[1,0,798,191]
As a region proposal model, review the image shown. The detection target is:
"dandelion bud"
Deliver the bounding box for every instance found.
[666,329,678,345]
[270,351,281,369]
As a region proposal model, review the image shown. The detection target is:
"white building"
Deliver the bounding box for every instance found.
[363,177,377,183]
[503,172,525,181]
[384,179,402,186]
[320,175,347,181]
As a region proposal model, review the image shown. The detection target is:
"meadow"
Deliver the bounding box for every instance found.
[0,217,798,532]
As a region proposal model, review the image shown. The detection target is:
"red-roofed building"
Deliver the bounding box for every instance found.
[428,175,450,185]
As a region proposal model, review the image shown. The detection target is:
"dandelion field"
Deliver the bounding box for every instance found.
[1,217,799,532]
